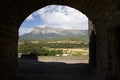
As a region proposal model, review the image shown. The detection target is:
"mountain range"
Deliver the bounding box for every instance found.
[19,26,88,40]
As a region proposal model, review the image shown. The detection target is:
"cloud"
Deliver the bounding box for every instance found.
[26,14,34,21]
[19,27,33,35]
[33,5,88,29]
[20,5,88,35]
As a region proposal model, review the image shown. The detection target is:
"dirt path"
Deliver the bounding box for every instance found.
[18,58,97,80]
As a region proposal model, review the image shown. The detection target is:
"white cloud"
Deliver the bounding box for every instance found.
[20,5,88,35]
[33,5,88,29]
[26,14,34,21]
[19,27,33,35]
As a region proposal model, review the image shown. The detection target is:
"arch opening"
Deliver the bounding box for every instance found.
[18,5,97,80]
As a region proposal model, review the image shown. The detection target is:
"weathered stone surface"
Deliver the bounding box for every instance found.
[0,0,120,80]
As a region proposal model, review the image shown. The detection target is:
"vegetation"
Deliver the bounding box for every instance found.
[18,37,89,56]
[18,41,63,56]
[44,42,88,48]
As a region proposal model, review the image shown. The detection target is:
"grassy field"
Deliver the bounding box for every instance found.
[18,37,89,56]
[48,48,88,56]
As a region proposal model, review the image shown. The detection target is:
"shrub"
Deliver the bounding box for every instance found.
[18,41,63,56]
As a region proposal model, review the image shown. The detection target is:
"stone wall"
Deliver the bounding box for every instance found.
[0,0,120,80]
[0,26,18,79]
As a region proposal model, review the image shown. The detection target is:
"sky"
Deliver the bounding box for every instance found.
[19,5,88,35]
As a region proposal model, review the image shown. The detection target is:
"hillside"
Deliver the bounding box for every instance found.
[19,26,88,40]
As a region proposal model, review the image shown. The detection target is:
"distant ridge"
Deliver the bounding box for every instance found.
[19,26,88,40]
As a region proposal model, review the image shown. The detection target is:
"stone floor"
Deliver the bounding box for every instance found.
[18,58,97,80]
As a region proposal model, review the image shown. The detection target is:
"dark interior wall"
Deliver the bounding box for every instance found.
[107,8,120,80]
[116,29,120,80]
[89,30,96,66]
[107,27,120,80]
[106,7,120,80]
[0,0,120,80]
[0,26,18,79]
[89,20,97,66]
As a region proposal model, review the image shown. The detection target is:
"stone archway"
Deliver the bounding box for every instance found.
[0,0,120,80]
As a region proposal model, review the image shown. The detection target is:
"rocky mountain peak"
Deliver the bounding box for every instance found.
[19,26,88,40]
